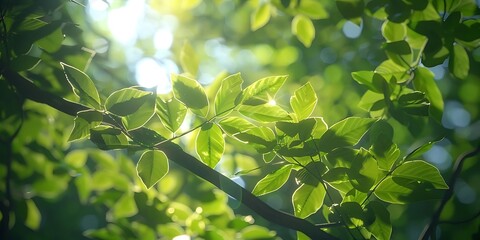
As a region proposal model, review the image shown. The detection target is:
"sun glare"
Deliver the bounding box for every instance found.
[135,58,172,93]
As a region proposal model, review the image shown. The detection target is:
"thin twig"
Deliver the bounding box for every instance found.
[419,146,480,240]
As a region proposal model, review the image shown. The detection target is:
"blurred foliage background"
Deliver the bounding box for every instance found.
[1,0,480,239]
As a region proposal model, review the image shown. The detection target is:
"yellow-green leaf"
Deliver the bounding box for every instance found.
[292,182,326,218]
[290,82,317,120]
[196,123,225,168]
[292,15,315,47]
[60,62,101,109]
[136,150,169,189]
[172,74,209,117]
[251,3,271,31]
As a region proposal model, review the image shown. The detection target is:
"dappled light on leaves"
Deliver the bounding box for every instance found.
[2,0,480,240]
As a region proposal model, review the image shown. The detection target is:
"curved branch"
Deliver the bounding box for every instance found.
[420,146,480,240]
[4,70,338,240]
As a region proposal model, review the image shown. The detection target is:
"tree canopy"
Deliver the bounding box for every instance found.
[1,0,480,239]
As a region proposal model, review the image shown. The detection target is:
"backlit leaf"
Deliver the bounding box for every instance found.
[292,15,315,47]
[239,104,291,122]
[105,87,153,116]
[90,126,129,150]
[382,20,406,42]
[290,82,317,120]
[392,161,448,189]
[25,199,41,230]
[128,127,166,147]
[348,148,378,192]
[251,3,271,31]
[374,176,445,204]
[218,117,257,136]
[403,139,441,162]
[413,67,444,122]
[68,110,103,142]
[292,182,326,218]
[156,95,187,132]
[196,123,225,168]
[316,117,376,152]
[235,126,276,153]
[172,74,209,117]
[239,75,287,105]
[137,150,169,189]
[365,201,391,240]
[61,62,101,109]
[449,44,469,79]
[215,73,243,116]
[252,164,293,196]
[110,193,138,219]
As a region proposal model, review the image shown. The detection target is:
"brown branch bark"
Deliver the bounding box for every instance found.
[4,70,338,240]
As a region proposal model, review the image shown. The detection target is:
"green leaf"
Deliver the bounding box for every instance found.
[90,126,129,150]
[68,110,103,142]
[9,55,41,72]
[25,199,41,230]
[358,91,385,114]
[369,121,399,170]
[196,123,225,168]
[239,75,287,105]
[296,0,329,19]
[339,201,366,227]
[252,164,293,196]
[137,150,169,189]
[290,82,317,120]
[180,41,199,77]
[110,193,138,219]
[172,74,209,117]
[128,127,166,147]
[449,44,469,79]
[35,26,63,53]
[60,62,101,109]
[214,73,243,116]
[235,126,276,153]
[156,95,187,133]
[374,176,445,204]
[383,40,412,67]
[365,201,391,240]
[316,117,376,152]
[276,118,316,141]
[382,21,406,42]
[292,182,326,218]
[392,161,448,189]
[351,71,381,93]
[336,0,365,19]
[403,139,440,162]
[251,3,271,31]
[323,167,354,193]
[240,225,276,239]
[105,87,154,116]
[413,67,444,122]
[218,117,257,136]
[348,148,378,192]
[375,59,410,83]
[292,15,315,47]
[239,104,291,122]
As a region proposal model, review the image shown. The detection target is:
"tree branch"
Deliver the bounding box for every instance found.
[420,146,480,240]
[4,70,338,240]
